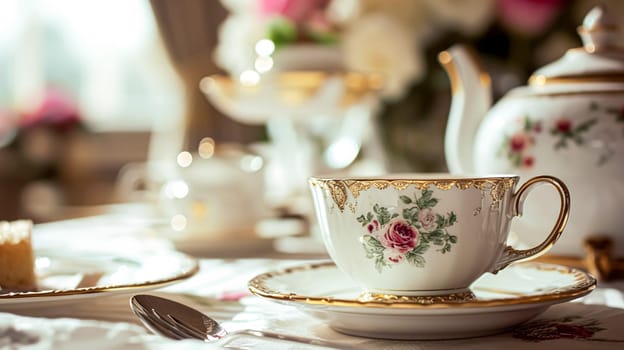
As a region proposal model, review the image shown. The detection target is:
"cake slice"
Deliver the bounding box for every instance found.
[0,220,37,291]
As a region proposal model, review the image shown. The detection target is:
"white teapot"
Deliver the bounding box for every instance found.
[439,6,624,257]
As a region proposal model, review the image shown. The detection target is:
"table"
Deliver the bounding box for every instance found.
[2,213,624,349]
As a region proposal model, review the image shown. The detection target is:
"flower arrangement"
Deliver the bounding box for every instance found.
[215,0,495,101]
[0,88,84,176]
[214,0,623,171]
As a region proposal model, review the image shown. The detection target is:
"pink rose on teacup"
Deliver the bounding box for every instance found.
[418,208,437,231]
[381,219,419,254]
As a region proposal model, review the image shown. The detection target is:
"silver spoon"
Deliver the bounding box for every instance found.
[130,294,360,349]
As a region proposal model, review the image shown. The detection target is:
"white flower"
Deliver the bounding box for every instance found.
[213,13,266,76]
[327,0,360,24]
[342,13,424,101]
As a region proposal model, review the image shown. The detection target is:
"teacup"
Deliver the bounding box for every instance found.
[308,174,570,301]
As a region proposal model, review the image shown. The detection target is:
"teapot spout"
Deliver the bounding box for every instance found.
[438,45,492,174]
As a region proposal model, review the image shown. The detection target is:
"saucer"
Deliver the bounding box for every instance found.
[0,249,198,311]
[248,261,596,340]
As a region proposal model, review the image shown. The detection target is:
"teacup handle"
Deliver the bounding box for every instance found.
[492,175,570,273]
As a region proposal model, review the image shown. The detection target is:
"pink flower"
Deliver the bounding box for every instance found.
[381,219,419,254]
[522,155,535,168]
[418,208,437,231]
[385,252,404,264]
[497,0,564,36]
[20,89,81,132]
[510,133,528,152]
[218,290,250,302]
[259,0,330,23]
[367,219,380,234]
[555,118,572,133]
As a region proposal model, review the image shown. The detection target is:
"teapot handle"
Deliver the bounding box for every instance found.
[492,175,570,273]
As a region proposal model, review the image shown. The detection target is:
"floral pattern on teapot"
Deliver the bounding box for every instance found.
[499,102,623,169]
[357,189,458,272]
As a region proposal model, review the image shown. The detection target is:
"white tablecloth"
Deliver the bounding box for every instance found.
[1,215,624,349]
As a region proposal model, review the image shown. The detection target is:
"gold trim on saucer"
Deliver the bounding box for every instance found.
[247,261,596,310]
[358,290,476,304]
[0,255,199,300]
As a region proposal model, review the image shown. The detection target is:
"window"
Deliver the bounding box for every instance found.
[0,0,184,131]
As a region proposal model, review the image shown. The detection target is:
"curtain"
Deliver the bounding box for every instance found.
[149,0,263,150]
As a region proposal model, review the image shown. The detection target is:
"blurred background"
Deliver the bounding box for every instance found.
[0,0,619,227]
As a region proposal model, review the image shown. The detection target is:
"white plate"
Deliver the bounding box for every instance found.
[0,248,198,310]
[248,261,596,340]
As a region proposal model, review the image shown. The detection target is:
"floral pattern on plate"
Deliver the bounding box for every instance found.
[357,189,458,272]
[512,315,622,342]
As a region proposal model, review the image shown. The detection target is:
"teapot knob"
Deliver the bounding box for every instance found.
[578,5,620,52]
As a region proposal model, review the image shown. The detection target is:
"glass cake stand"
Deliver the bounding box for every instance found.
[200,71,384,216]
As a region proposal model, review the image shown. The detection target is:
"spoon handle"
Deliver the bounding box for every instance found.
[228,329,363,349]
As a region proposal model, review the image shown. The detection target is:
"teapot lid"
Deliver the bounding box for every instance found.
[529,5,624,85]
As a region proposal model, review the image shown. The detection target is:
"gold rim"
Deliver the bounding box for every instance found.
[309,176,518,212]
[203,71,383,108]
[508,89,624,98]
[0,255,199,300]
[208,71,383,91]
[493,176,571,272]
[248,261,596,310]
[438,48,491,96]
[529,74,624,85]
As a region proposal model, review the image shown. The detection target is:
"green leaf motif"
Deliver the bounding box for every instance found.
[411,242,430,255]
[373,204,395,225]
[405,251,425,267]
[417,189,434,209]
[435,214,446,228]
[429,230,444,239]
[424,198,439,208]
[356,215,368,226]
[524,117,533,131]
[448,212,457,226]
[575,118,597,132]
[403,207,419,225]
[362,236,387,273]
[400,195,412,204]
[363,235,384,252]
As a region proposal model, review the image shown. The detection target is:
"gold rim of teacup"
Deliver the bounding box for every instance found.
[308,174,519,212]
